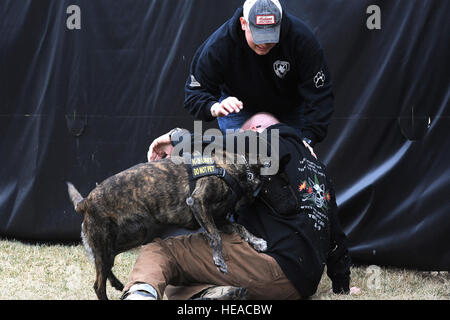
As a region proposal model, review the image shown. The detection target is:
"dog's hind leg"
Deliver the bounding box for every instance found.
[92,239,118,300]
[103,244,124,292]
[188,199,228,273]
[108,270,124,291]
[222,223,267,252]
[93,254,110,300]
[93,252,121,300]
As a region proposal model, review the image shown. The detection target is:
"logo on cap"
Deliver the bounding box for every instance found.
[244,0,283,44]
[256,15,276,25]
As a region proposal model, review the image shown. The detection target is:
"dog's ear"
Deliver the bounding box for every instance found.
[279,153,291,172]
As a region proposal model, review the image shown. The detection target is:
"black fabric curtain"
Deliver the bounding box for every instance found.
[0,0,448,270]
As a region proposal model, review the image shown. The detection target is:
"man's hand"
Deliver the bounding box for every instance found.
[211,97,243,118]
[328,286,361,295]
[302,140,317,159]
[350,287,361,295]
[147,132,174,162]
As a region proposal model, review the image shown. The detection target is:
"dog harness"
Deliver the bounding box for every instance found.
[184,154,244,208]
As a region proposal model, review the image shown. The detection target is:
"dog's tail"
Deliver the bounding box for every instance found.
[66,182,86,213]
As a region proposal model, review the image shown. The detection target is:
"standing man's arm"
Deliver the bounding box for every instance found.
[184,44,242,121]
[297,47,334,148]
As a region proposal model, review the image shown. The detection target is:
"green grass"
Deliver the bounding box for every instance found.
[0,239,448,300]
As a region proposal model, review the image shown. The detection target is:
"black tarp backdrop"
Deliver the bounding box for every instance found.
[0,0,448,270]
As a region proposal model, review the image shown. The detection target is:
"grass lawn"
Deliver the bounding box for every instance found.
[0,239,448,300]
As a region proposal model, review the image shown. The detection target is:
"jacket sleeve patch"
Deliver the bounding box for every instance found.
[189,74,202,88]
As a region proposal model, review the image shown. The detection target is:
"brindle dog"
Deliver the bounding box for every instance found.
[67,151,295,300]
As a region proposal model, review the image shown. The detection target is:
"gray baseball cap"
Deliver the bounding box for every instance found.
[243,0,283,45]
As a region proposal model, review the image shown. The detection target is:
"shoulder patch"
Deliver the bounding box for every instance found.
[189,75,201,88]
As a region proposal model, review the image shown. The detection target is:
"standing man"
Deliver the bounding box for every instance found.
[185,0,334,154]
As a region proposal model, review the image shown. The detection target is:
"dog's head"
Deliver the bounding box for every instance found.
[257,153,300,216]
[235,153,297,214]
[258,154,300,216]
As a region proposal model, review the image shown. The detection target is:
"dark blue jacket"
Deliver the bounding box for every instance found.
[185,7,334,147]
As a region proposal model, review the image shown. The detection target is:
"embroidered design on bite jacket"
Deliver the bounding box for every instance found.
[298,175,331,210]
[297,158,330,231]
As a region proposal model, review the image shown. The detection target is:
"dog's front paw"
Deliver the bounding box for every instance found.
[251,238,268,252]
[214,256,228,274]
[218,264,228,274]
